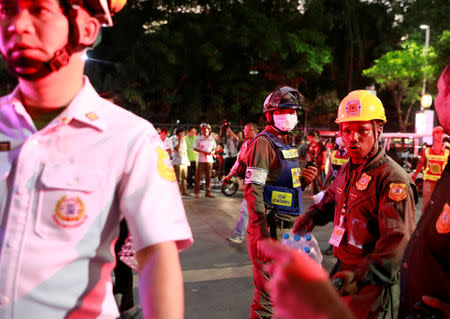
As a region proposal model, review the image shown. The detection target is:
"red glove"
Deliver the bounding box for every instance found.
[293,213,315,235]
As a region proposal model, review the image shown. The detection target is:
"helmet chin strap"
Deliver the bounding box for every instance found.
[365,120,381,160]
[271,124,292,135]
[4,1,85,80]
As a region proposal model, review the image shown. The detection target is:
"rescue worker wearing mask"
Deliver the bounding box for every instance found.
[294,90,417,319]
[243,86,318,319]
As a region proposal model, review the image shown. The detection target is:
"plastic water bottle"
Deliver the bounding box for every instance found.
[282,231,323,264]
[304,233,323,264]
[282,231,305,251]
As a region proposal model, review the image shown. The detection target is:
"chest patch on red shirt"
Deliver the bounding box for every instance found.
[436,203,450,234]
[388,183,407,201]
[356,173,371,190]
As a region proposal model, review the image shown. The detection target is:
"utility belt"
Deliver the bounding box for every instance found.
[266,208,296,240]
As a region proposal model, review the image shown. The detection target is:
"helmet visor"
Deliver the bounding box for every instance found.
[265,86,304,112]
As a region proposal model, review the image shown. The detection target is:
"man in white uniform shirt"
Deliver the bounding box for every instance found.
[172,127,190,196]
[193,123,217,198]
[0,1,193,318]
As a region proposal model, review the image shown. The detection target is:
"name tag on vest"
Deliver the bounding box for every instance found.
[281,149,299,159]
[271,191,293,206]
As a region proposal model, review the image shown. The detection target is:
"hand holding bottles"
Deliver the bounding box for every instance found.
[282,230,323,264]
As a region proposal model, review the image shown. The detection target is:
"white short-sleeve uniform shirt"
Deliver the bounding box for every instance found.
[0,78,193,319]
[193,135,216,163]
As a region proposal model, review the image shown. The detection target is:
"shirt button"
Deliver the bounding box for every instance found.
[0,296,9,305]
[7,240,16,248]
[16,187,26,195]
[403,262,408,269]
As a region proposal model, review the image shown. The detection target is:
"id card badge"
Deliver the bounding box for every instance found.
[329,225,345,247]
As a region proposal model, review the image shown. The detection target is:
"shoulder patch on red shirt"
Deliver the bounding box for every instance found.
[388,183,407,201]
[436,203,450,234]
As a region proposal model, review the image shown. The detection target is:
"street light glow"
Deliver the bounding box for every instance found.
[420,24,430,96]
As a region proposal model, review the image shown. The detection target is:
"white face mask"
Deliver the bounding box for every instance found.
[273,113,298,131]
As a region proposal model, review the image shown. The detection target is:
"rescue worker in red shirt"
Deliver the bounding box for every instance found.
[294,90,417,319]
[243,86,318,319]
[411,126,449,213]
[255,64,450,319]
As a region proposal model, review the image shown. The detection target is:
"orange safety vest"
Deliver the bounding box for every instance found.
[423,147,449,181]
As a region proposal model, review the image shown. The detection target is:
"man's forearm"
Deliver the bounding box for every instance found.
[137,241,184,319]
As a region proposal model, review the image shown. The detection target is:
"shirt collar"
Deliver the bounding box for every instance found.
[6,76,106,132]
[59,77,106,132]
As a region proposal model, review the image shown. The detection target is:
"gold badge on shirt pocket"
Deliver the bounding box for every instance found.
[291,167,301,188]
[53,196,87,228]
[156,147,176,182]
[356,173,371,190]
[436,203,450,234]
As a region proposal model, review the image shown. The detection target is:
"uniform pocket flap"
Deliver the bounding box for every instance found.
[41,163,103,192]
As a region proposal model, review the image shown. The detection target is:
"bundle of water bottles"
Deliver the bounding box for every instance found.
[282,230,323,264]
[119,234,139,271]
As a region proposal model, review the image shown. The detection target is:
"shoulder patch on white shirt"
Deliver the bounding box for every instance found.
[245,167,268,185]
[156,147,176,181]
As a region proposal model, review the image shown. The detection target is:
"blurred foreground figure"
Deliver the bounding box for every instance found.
[257,64,450,319]
[0,1,193,318]
[243,86,317,318]
[295,90,417,318]
[399,64,450,318]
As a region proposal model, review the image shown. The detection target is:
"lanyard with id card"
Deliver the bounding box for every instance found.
[329,207,346,247]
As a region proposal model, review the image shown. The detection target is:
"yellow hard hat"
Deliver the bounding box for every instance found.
[335,90,386,124]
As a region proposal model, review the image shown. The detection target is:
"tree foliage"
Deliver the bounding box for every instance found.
[87,0,332,127]
[0,0,446,131]
[363,40,437,131]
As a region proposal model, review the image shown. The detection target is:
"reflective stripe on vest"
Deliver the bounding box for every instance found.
[330,150,349,166]
[423,148,449,181]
